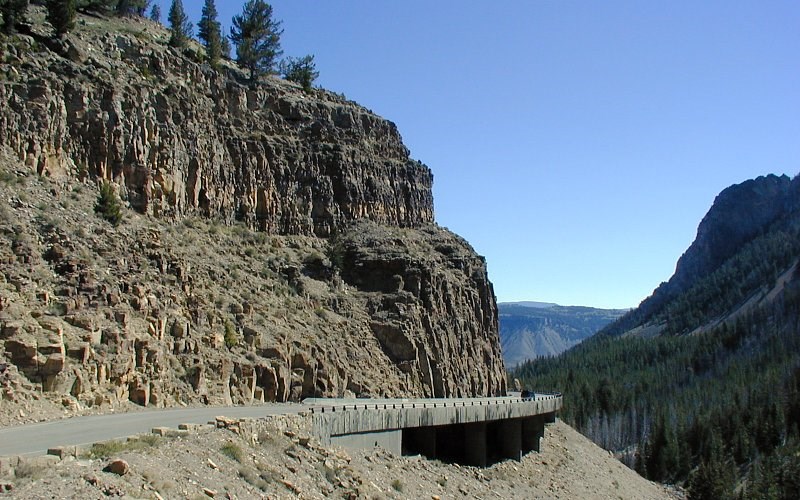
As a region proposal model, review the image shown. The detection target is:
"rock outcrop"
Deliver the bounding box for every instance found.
[668,174,795,295]
[338,222,505,397]
[0,8,505,417]
[599,173,800,338]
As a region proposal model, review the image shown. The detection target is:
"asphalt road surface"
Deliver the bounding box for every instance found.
[0,404,304,457]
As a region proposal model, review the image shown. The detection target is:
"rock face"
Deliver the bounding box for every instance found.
[638,173,799,315]
[0,9,505,415]
[600,173,800,338]
[0,14,432,237]
[668,174,796,295]
[338,222,505,397]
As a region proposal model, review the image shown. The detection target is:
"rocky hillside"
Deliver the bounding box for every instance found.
[499,302,625,366]
[0,7,506,422]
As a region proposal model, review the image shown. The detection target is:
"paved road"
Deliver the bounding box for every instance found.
[0,395,561,457]
[0,404,304,457]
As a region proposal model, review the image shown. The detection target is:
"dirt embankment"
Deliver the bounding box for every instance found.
[2,416,682,499]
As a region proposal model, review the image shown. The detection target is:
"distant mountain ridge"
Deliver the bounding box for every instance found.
[499,303,626,366]
[503,301,558,309]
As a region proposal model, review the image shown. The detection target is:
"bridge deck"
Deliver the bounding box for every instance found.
[307,394,563,466]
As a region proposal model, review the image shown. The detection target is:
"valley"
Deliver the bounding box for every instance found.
[499,302,626,367]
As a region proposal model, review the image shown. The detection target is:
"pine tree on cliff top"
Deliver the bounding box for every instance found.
[230,0,283,81]
[220,33,231,60]
[198,0,222,67]
[148,3,160,23]
[46,0,76,37]
[280,54,319,92]
[77,0,114,14]
[115,0,132,16]
[135,0,149,16]
[116,0,149,17]
[168,0,192,48]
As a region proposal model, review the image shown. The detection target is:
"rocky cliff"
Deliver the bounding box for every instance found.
[599,173,800,338]
[0,14,433,236]
[0,8,505,420]
[667,174,796,295]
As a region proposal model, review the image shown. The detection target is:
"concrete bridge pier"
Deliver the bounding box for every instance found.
[498,418,522,461]
[522,415,546,453]
[464,422,487,467]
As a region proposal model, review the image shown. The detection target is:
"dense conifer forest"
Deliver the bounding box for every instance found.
[516,208,800,499]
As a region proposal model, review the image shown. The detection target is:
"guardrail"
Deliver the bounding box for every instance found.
[308,393,562,414]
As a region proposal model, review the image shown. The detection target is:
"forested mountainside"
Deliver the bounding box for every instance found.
[0,6,506,425]
[516,174,800,499]
[498,303,625,366]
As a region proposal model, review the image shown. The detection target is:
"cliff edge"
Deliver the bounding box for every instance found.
[0,8,505,421]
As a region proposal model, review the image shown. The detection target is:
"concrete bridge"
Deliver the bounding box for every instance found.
[0,394,561,468]
[305,393,562,467]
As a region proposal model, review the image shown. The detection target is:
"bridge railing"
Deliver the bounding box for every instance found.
[307,393,562,414]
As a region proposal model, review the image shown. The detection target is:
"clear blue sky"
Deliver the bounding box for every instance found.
[167,1,800,309]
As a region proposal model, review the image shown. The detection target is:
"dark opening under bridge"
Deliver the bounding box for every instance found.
[306,393,562,467]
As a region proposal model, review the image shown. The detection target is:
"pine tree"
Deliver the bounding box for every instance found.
[168,0,192,48]
[280,54,319,92]
[148,3,160,23]
[687,445,737,500]
[46,0,76,37]
[114,0,149,17]
[221,36,231,59]
[115,0,131,15]
[230,0,283,81]
[197,0,222,67]
[1,0,29,34]
[95,181,123,226]
[134,0,148,16]
[644,414,679,482]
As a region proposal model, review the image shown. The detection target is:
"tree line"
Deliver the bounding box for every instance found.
[1,0,319,90]
[516,296,800,498]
